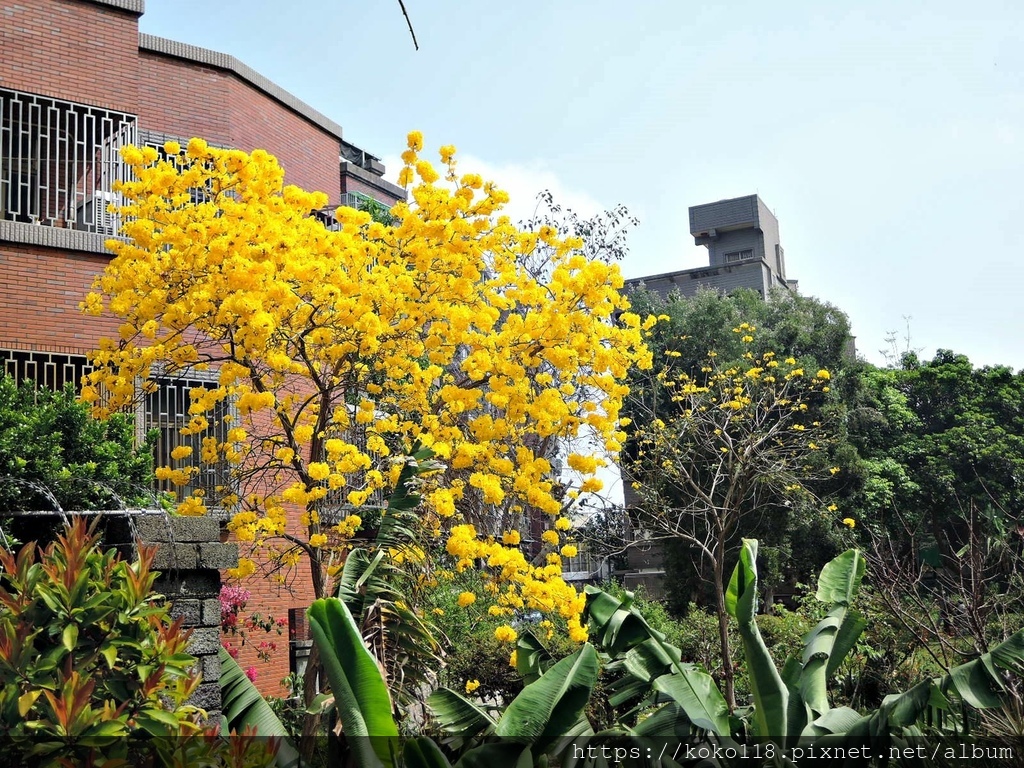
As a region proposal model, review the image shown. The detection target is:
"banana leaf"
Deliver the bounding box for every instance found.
[308,597,399,768]
[725,539,788,742]
[218,646,300,767]
[403,736,454,768]
[494,643,599,754]
[651,667,731,736]
[426,688,496,750]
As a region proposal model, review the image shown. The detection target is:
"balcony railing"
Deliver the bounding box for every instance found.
[0,87,136,235]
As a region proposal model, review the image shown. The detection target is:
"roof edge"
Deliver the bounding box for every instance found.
[82,0,144,14]
[342,162,407,202]
[138,33,344,141]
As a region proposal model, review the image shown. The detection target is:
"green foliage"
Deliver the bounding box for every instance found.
[625,286,856,384]
[582,545,1024,757]
[438,625,524,706]
[623,287,859,610]
[338,448,443,709]
[428,642,601,766]
[850,352,1024,542]
[308,596,400,768]
[0,519,200,764]
[0,375,153,512]
[220,646,299,766]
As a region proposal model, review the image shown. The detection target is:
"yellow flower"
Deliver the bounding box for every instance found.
[568,623,589,643]
[465,679,480,694]
[816,369,831,380]
[842,517,856,528]
[494,625,518,643]
[509,650,518,668]
[170,445,193,460]
[308,462,330,481]
[457,591,476,608]
[227,557,256,580]
[309,533,328,548]
[560,545,578,558]
[554,517,572,531]
[541,530,560,546]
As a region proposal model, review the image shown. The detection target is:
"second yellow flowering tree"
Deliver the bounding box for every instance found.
[81,132,651,623]
[623,324,833,710]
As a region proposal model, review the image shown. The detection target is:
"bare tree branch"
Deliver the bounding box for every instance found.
[397,0,419,50]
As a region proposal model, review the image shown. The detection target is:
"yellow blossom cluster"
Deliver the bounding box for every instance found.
[446,523,588,640]
[80,133,649,614]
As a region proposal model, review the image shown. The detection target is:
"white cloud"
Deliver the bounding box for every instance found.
[381,153,606,225]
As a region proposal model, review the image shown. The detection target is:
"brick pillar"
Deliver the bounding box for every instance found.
[105,514,237,722]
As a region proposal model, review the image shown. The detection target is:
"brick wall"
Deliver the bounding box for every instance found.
[135,52,233,145]
[228,552,318,695]
[226,77,341,201]
[136,56,343,201]
[0,240,115,353]
[2,0,397,696]
[0,0,139,112]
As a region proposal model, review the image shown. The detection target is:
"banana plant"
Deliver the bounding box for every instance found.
[725,539,867,746]
[308,596,401,768]
[309,592,603,768]
[335,447,443,713]
[725,538,1024,750]
[582,584,732,737]
[583,539,1024,756]
[219,647,301,767]
[427,642,601,765]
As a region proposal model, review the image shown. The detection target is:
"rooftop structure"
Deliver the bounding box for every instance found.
[627,194,797,298]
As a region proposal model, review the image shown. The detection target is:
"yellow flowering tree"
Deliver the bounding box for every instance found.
[623,324,834,709]
[81,133,651,628]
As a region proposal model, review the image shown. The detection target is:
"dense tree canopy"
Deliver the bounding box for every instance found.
[849,350,1024,553]
[81,134,652,647]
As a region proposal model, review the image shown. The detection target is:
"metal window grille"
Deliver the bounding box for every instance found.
[339,191,377,210]
[0,348,92,393]
[317,415,388,524]
[0,87,136,234]
[145,376,232,500]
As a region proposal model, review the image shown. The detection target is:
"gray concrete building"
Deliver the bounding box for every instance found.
[627,194,796,298]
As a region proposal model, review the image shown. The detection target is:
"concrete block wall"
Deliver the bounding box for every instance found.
[105,514,238,721]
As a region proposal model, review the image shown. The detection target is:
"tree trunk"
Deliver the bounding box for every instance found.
[299,642,323,761]
[713,552,736,712]
[299,554,326,762]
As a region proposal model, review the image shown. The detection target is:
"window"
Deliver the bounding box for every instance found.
[0,348,92,393]
[0,350,233,503]
[140,133,216,205]
[145,375,232,501]
[0,87,136,233]
[724,249,753,263]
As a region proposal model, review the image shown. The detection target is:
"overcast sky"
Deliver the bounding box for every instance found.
[141,0,1024,371]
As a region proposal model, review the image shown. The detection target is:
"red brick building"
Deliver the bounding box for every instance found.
[1,0,405,690]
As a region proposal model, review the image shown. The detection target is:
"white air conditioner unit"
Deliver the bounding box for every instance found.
[76,190,118,234]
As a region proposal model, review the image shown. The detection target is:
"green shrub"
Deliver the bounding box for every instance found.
[0,376,154,514]
[0,519,211,764]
